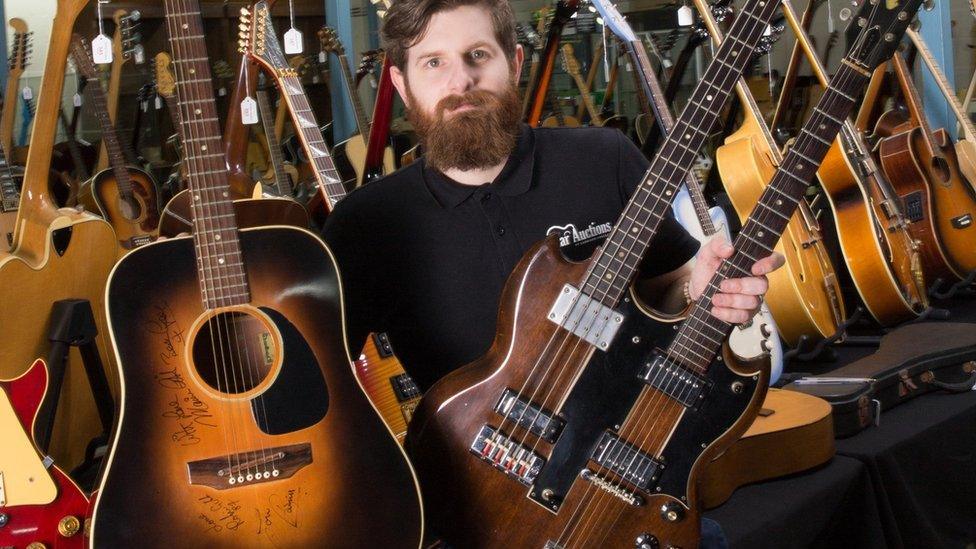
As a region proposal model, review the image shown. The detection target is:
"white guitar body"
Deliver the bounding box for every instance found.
[673,186,785,384]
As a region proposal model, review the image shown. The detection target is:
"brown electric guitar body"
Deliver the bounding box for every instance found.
[876,114,976,281]
[717,118,844,344]
[92,228,424,547]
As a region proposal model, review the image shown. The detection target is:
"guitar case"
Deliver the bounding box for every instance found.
[784,322,976,437]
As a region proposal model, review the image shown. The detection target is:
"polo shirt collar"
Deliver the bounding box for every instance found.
[423,123,536,208]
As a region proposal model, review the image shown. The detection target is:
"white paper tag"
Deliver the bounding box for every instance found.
[663,59,673,69]
[284,28,304,55]
[21,86,32,100]
[369,75,378,89]
[677,5,694,27]
[141,100,148,112]
[155,96,163,109]
[241,97,258,125]
[532,52,540,63]
[625,61,633,72]
[218,87,227,97]
[73,93,83,107]
[133,44,146,65]
[92,33,113,64]
[318,50,326,63]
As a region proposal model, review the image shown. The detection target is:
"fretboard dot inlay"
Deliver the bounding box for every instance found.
[605,273,612,280]
[631,227,638,233]
[194,194,200,201]
[218,258,225,265]
[819,123,826,130]
[706,94,713,100]
[195,109,202,115]
[776,199,783,206]
[201,145,207,151]
[215,234,221,240]
[758,231,765,237]
[222,191,228,197]
[189,68,195,74]
[182,23,188,29]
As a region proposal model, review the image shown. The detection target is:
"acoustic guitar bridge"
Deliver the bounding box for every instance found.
[187,442,311,490]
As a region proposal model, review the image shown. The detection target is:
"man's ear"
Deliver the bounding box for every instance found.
[391,65,411,109]
[513,43,525,83]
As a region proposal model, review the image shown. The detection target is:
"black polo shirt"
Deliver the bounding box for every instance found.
[322,125,699,391]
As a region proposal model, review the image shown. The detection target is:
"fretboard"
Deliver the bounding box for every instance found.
[338,53,369,135]
[256,88,293,196]
[670,60,870,372]
[80,78,134,197]
[580,0,780,306]
[163,0,249,309]
[278,74,347,210]
[628,40,716,237]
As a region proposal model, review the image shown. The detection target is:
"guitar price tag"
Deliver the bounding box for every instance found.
[155,96,163,110]
[241,97,258,125]
[133,44,146,65]
[21,86,32,101]
[92,33,113,64]
[73,93,83,107]
[284,28,304,55]
[319,50,327,64]
[677,5,694,27]
[218,87,227,97]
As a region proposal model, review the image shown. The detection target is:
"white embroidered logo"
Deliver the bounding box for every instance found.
[547,221,613,248]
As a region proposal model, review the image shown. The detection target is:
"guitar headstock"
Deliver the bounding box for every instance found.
[357,49,383,80]
[589,0,636,43]
[7,18,32,75]
[553,0,581,28]
[559,44,582,78]
[369,0,394,18]
[755,18,786,58]
[317,26,344,57]
[691,0,734,41]
[154,52,176,99]
[113,9,144,65]
[68,34,99,80]
[240,1,292,74]
[515,22,543,51]
[845,0,925,71]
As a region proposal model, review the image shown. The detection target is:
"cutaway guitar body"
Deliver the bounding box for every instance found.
[0,359,91,549]
[157,190,309,237]
[717,125,844,344]
[79,167,161,251]
[407,237,768,548]
[93,226,423,548]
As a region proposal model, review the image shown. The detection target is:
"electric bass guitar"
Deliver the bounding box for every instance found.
[71,34,161,253]
[406,0,788,543]
[592,0,785,384]
[0,359,91,549]
[91,3,424,545]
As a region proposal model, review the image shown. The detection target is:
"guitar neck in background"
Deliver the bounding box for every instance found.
[256,88,294,196]
[337,52,370,135]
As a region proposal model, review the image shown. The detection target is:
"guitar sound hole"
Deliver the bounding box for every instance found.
[191,311,277,394]
[119,194,143,221]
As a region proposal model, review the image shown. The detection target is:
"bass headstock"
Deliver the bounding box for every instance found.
[317,26,344,57]
[845,0,925,71]
[239,1,292,74]
[68,33,99,80]
[113,9,144,65]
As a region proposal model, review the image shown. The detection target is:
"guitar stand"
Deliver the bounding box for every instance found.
[784,306,870,363]
[928,269,976,300]
[35,299,115,482]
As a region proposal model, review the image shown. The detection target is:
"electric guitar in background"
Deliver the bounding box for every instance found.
[700,0,848,346]
[254,87,300,198]
[70,34,161,254]
[0,0,120,474]
[354,333,423,443]
[95,9,142,172]
[591,0,785,384]
[1,18,30,158]
[517,14,545,119]
[526,0,579,127]
[777,0,927,326]
[559,44,603,126]
[572,40,603,123]
[90,2,425,544]
[318,26,396,186]
[0,359,91,549]
[406,0,788,542]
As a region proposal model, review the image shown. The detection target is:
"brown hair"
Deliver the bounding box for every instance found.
[381,0,518,72]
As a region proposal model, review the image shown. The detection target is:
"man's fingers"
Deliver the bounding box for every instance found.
[751,252,785,276]
[710,306,752,324]
[719,276,768,296]
[711,293,760,310]
[707,236,734,258]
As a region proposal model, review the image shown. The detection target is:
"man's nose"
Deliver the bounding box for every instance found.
[444,59,476,95]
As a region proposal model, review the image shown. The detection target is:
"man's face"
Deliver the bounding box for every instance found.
[391,5,525,171]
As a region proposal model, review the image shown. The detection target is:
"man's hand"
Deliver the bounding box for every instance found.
[688,237,785,324]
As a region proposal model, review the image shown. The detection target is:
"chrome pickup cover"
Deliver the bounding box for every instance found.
[547,284,625,351]
[494,388,565,443]
[591,431,662,492]
[639,353,711,409]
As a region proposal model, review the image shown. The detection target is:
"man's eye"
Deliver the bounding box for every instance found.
[426,58,440,68]
[471,50,486,60]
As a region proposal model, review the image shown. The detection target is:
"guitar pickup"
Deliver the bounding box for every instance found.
[590,431,662,492]
[639,353,711,409]
[494,388,565,443]
[951,214,973,230]
[547,284,625,351]
[391,373,421,403]
[470,425,544,486]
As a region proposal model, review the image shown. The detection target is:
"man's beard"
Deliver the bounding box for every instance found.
[406,82,522,172]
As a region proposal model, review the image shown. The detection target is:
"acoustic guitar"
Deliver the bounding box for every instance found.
[702,0,847,345]
[318,27,396,187]
[0,0,120,471]
[777,0,926,326]
[0,359,91,548]
[90,3,424,545]
[406,0,790,543]
[875,53,976,280]
[94,9,142,172]
[0,18,30,159]
[70,34,161,253]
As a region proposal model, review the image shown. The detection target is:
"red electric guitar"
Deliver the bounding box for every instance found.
[0,359,90,548]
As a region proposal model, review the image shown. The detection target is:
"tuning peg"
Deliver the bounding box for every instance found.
[240,7,250,15]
